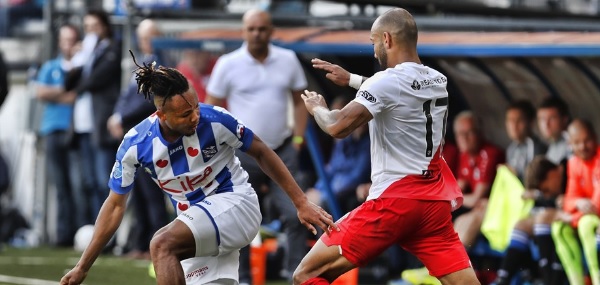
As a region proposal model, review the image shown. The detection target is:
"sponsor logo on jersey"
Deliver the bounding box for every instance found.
[411,80,421,90]
[412,76,447,90]
[358,90,377,103]
[202,146,217,160]
[111,161,123,179]
[169,145,183,155]
[181,212,193,220]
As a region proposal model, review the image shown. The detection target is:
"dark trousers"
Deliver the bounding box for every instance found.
[128,169,169,252]
[75,133,116,222]
[46,131,85,244]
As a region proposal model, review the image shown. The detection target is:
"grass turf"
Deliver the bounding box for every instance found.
[0,246,287,285]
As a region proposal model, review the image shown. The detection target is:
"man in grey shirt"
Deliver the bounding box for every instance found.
[505,100,547,182]
[537,97,571,165]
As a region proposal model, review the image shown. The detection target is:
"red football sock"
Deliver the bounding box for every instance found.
[301,277,330,285]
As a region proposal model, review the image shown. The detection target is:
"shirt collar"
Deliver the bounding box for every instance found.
[241,42,275,64]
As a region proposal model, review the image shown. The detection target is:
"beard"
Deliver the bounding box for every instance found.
[376,44,388,69]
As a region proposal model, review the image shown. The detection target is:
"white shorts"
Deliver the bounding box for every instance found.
[176,188,261,257]
[181,251,240,285]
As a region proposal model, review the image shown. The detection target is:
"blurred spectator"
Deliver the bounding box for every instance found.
[107,19,168,260]
[205,9,309,284]
[552,119,600,285]
[452,111,504,248]
[443,139,460,177]
[492,156,566,285]
[71,10,121,221]
[34,24,84,247]
[0,51,7,107]
[505,100,547,181]
[305,95,370,214]
[176,50,214,102]
[0,0,43,38]
[537,97,571,165]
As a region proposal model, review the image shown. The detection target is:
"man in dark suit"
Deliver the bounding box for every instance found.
[71,10,122,222]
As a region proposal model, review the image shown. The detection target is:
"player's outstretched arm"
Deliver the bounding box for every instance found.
[311,58,367,89]
[301,90,372,138]
[60,191,129,285]
[245,135,338,235]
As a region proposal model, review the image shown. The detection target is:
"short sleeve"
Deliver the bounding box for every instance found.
[108,138,140,194]
[353,74,387,117]
[213,106,255,151]
[206,56,229,99]
[36,62,55,86]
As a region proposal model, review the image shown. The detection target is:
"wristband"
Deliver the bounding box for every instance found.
[349,73,363,90]
[292,136,304,145]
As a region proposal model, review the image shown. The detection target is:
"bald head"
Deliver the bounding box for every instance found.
[568,119,597,161]
[568,119,596,139]
[373,8,418,48]
[243,9,272,27]
[138,19,160,36]
[241,9,273,59]
[137,19,161,55]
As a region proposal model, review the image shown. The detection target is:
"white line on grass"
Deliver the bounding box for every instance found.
[0,274,59,285]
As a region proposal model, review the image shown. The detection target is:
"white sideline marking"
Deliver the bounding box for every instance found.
[0,274,59,285]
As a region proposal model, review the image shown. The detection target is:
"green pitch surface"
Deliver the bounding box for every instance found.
[0,246,287,285]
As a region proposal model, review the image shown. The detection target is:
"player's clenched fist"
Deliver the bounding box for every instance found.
[60,268,87,285]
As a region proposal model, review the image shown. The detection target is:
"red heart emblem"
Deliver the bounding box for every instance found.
[156,159,168,168]
[178,203,189,211]
[187,147,199,157]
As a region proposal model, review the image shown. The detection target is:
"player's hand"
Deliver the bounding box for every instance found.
[107,114,124,139]
[296,200,339,236]
[60,267,87,285]
[576,198,596,214]
[301,90,328,116]
[356,183,371,202]
[311,58,351,87]
[555,211,573,223]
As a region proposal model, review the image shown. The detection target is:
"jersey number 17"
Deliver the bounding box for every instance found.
[423,97,448,158]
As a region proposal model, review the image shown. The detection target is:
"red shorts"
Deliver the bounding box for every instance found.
[321,198,471,277]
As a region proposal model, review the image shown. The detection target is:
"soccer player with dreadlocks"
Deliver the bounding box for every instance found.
[60,52,337,285]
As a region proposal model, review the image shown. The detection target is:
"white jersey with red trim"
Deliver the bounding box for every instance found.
[354,62,462,208]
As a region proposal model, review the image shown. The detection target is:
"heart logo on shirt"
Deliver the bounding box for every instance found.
[178,203,189,211]
[156,159,168,168]
[187,147,199,157]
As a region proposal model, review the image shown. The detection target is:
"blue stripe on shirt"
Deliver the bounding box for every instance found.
[214,167,234,194]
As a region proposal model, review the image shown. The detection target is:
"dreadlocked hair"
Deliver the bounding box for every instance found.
[129,50,189,106]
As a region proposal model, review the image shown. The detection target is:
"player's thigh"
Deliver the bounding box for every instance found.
[438,267,480,285]
[534,208,558,225]
[403,200,472,278]
[151,219,196,259]
[513,216,534,234]
[319,199,411,267]
[177,190,261,257]
[294,239,355,284]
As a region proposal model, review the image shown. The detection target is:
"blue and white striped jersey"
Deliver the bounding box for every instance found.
[108,103,255,212]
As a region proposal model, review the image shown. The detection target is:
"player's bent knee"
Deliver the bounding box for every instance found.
[149,231,177,257]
